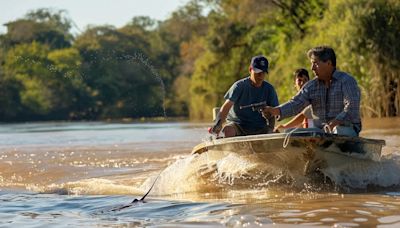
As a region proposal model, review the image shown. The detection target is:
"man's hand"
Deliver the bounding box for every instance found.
[208,100,232,135]
[273,124,284,133]
[262,106,280,119]
[327,119,343,131]
[209,118,223,135]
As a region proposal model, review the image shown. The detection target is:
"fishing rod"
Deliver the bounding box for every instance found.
[110,174,160,211]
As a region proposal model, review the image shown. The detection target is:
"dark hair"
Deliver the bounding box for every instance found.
[294,68,309,80]
[307,46,336,67]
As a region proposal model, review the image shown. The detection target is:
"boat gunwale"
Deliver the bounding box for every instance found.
[192,131,385,155]
[209,132,386,146]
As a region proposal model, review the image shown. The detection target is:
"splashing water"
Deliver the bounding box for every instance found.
[321,153,400,190]
[121,52,167,117]
[139,146,400,196]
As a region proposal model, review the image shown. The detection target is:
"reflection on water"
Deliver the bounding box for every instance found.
[0,122,206,146]
[1,191,399,227]
[0,119,399,227]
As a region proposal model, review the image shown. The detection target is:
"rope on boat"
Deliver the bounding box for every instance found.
[282,127,300,148]
[282,125,332,148]
[323,124,332,133]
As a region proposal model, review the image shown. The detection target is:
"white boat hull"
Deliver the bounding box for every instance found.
[192,129,385,162]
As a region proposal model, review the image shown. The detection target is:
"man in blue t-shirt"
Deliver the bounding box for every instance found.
[210,55,279,137]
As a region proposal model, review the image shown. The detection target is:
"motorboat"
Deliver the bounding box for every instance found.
[192,129,386,177]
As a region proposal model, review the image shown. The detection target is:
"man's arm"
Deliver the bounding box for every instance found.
[210,100,233,134]
[274,113,306,132]
[219,100,234,122]
[263,84,311,121]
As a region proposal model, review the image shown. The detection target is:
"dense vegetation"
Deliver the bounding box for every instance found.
[0,0,399,122]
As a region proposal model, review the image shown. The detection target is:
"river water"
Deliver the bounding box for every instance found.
[0,118,399,227]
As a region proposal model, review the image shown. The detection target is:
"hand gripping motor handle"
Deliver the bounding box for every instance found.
[209,117,222,135]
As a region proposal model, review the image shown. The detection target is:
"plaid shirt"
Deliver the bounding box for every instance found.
[279,70,361,130]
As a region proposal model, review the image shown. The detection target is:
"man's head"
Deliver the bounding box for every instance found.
[249,55,269,87]
[294,68,309,91]
[250,55,269,73]
[307,46,336,81]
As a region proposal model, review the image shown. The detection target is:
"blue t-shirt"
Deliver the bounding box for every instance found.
[224,77,279,130]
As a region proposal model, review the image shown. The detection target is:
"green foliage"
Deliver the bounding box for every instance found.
[355,0,400,116]
[3,8,72,49]
[0,71,23,121]
[154,0,209,116]
[74,24,166,119]
[25,8,72,34]
[188,0,399,119]
[271,0,326,39]
[3,42,86,119]
[266,0,400,118]
[4,42,53,115]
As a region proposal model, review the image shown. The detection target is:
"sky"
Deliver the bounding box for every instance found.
[0,0,190,34]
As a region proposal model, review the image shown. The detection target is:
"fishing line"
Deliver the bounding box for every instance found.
[109,173,161,212]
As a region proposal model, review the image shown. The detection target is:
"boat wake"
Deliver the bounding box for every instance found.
[321,152,400,191]
[26,149,400,197]
[141,149,400,195]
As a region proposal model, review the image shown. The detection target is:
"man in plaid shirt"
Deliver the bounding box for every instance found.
[262,46,361,136]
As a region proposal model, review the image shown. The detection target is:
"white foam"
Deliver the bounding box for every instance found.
[321,154,400,189]
[139,147,400,195]
[29,178,143,195]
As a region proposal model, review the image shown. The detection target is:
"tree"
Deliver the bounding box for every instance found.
[2,8,73,49]
[3,42,86,120]
[357,0,400,116]
[153,0,209,116]
[74,25,165,118]
[0,70,23,121]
